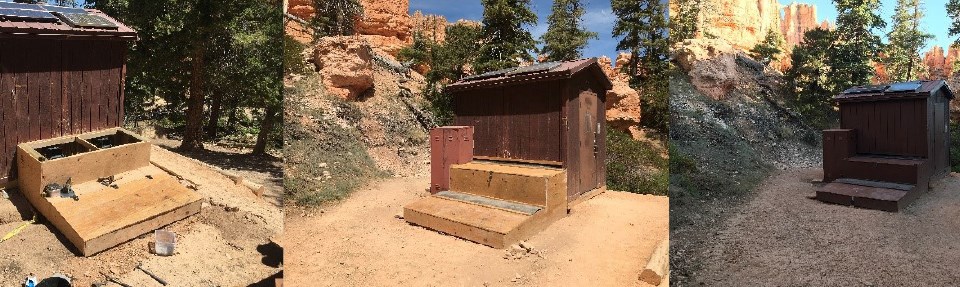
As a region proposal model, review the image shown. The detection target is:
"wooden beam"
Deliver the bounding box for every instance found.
[639,239,669,286]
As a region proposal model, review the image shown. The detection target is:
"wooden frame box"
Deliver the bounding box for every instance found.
[17,128,201,256]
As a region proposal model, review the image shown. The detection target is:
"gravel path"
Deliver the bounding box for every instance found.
[693,168,960,286]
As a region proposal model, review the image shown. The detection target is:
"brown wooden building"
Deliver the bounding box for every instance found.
[818,80,954,211]
[446,58,613,201]
[0,3,136,184]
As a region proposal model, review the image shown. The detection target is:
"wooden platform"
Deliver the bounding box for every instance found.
[405,161,567,248]
[16,129,202,256]
[815,180,919,212]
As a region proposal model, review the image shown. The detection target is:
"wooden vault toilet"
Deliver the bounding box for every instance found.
[0,5,201,256]
[817,80,954,212]
[404,58,611,248]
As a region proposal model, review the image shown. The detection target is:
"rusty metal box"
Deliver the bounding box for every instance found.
[430,126,474,193]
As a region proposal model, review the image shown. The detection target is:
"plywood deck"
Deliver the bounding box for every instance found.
[55,166,202,255]
[31,165,202,256]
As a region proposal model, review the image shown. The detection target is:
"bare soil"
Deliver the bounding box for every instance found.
[151,138,284,207]
[692,168,960,286]
[0,146,282,286]
[284,177,669,286]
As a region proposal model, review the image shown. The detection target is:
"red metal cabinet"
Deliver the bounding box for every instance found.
[430,126,474,193]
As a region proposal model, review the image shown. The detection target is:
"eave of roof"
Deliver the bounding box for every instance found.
[835,80,954,102]
[446,57,614,92]
[0,9,136,40]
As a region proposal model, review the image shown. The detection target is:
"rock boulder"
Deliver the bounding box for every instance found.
[314,36,375,101]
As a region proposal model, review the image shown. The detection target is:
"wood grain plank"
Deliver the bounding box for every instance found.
[37,40,53,139]
[0,39,8,178]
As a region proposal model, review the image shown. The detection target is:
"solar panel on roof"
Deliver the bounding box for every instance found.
[0,8,58,22]
[460,67,515,82]
[843,85,889,94]
[54,12,117,29]
[0,2,42,10]
[505,61,561,75]
[886,81,923,92]
[40,5,86,14]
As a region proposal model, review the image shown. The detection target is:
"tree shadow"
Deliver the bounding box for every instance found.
[161,146,283,187]
[246,241,283,287]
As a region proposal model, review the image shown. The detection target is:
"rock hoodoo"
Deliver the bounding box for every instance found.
[922,45,960,81]
[599,54,642,139]
[780,3,819,49]
[412,11,447,42]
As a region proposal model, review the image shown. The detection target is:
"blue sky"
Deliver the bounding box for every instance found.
[782,0,953,51]
[410,0,622,60]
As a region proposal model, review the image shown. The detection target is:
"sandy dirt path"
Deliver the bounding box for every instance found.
[285,176,668,287]
[693,168,960,286]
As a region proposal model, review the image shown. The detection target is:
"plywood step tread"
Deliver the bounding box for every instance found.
[405,196,529,235]
[815,182,914,212]
[833,178,915,191]
[453,161,565,178]
[847,155,925,166]
[435,190,542,215]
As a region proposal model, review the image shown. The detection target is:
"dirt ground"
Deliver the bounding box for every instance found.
[151,138,284,207]
[691,168,960,285]
[284,176,668,287]
[0,146,282,286]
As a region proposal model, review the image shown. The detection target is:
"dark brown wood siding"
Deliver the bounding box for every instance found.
[839,98,927,157]
[453,81,563,163]
[0,38,126,182]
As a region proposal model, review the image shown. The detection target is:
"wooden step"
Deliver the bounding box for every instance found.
[843,155,925,184]
[815,181,918,212]
[448,161,566,210]
[404,195,565,248]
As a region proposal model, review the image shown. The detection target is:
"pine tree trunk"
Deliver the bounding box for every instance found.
[226,98,240,128]
[180,42,207,151]
[253,103,280,155]
[206,91,224,138]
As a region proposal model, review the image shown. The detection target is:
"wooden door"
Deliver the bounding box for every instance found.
[577,91,599,193]
[934,96,949,175]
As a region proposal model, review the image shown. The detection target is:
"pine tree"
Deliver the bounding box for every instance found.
[313,0,364,37]
[786,28,836,128]
[93,0,284,152]
[474,0,538,73]
[613,0,669,133]
[670,0,703,41]
[828,0,885,89]
[399,22,482,125]
[540,0,598,62]
[749,28,785,66]
[885,0,932,81]
[947,0,960,48]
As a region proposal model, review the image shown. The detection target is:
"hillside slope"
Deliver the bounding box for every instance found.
[669,46,821,284]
